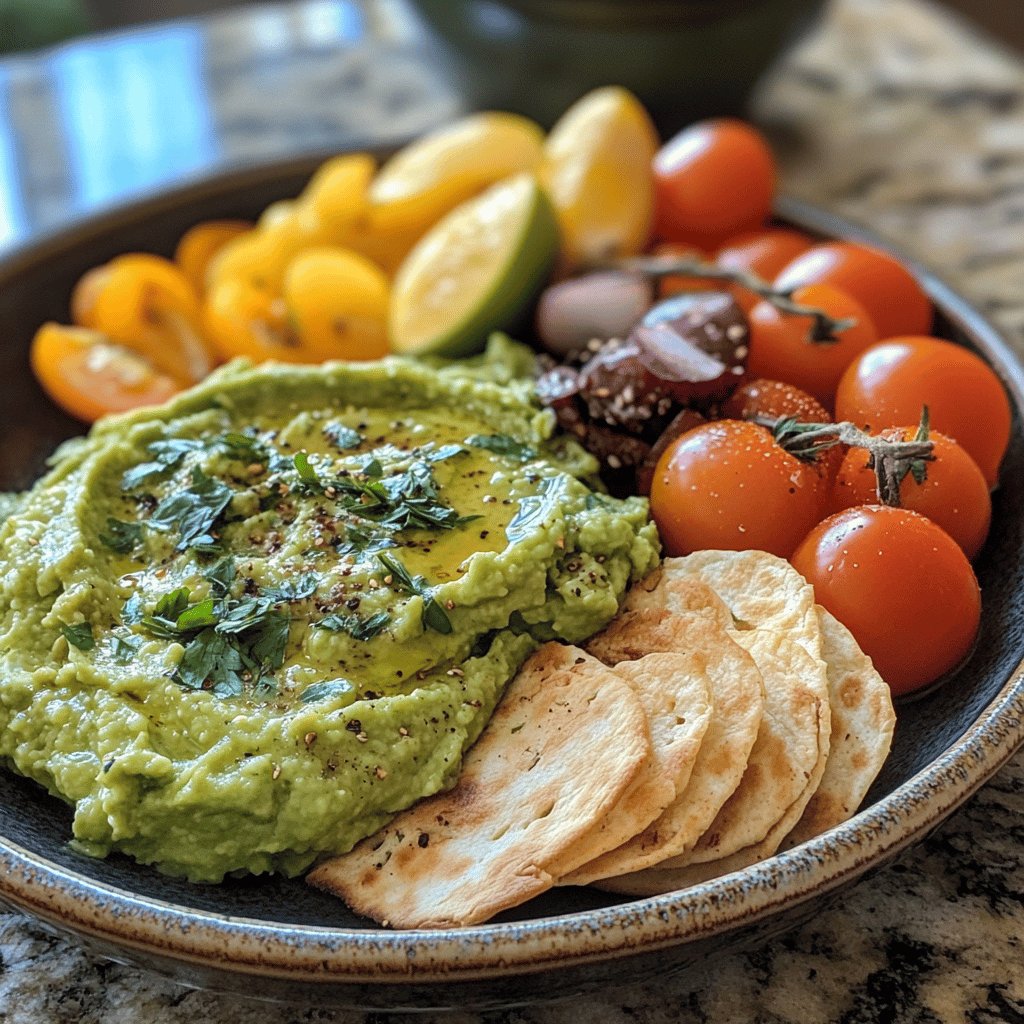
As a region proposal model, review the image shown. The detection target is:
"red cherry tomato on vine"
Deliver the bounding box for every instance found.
[834,336,1010,487]
[719,377,843,480]
[773,242,932,339]
[831,427,991,559]
[653,119,776,248]
[747,283,878,405]
[791,505,981,696]
[714,227,815,313]
[650,419,830,558]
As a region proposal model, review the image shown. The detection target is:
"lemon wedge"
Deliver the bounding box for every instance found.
[389,173,558,358]
[369,112,544,238]
[542,86,659,271]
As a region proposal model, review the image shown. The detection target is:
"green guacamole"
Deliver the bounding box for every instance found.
[0,342,658,881]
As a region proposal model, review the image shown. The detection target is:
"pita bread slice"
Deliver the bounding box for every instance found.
[307,644,650,928]
[552,652,712,877]
[782,608,895,848]
[561,609,764,883]
[662,550,823,662]
[620,569,735,629]
[671,628,829,864]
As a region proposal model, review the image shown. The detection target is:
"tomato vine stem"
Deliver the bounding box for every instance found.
[756,408,934,506]
[607,255,856,343]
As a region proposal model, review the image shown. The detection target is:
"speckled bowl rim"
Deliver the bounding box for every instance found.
[0,180,1021,986]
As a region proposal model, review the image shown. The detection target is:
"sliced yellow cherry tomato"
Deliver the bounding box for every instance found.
[542,86,659,270]
[259,200,297,231]
[31,323,180,423]
[88,253,215,385]
[284,247,389,361]
[175,219,252,295]
[299,153,375,241]
[204,278,314,364]
[70,264,112,328]
[368,112,544,238]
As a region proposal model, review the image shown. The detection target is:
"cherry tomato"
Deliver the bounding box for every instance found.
[791,505,981,696]
[834,336,1010,487]
[650,419,830,558]
[719,377,843,481]
[831,427,991,559]
[653,119,775,248]
[773,241,931,339]
[720,377,831,424]
[203,278,304,364]
[88,254,215,385]
[175,220,253,295]
[70,264,111,328]
[714,227,814,313]
[31,324,180,422]
[652,241,714,298]
[283,247,389,361]
[747,283,878,404]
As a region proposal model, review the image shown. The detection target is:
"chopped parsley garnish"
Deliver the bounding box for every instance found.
[149,467,233,550]
[110,632,143,665]
[121,439,205,491]
[300,678,356,704]
[356,455,384,478]
[132,585,292,698]
[204,555,236,597]
[61,622,95,651]
[323,422,363,451]
[99,517,144,554]
[466,433,536,462]
[263,572,319,603]
[293,451,321,491]
[317,610,391,641]
[377,552,452,635]
[422,443,466,463]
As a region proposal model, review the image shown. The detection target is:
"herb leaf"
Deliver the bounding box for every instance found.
[99,517,144,554]
[300,678,356,704]
[175,628,245,695]
[121,439,205,491]
[61,622,95,651]
[263,572,318,603]
[317,610,390,641]
[377,553,452,635]
[323,422,363,450]
[204,556,236,598]
[110,632,143,664]
[466,433,536,462]
[149,467,233,550]
[423,443,466,463]
[293,452,321,491]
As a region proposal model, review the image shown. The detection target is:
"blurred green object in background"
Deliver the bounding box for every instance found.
[0,0,90,53]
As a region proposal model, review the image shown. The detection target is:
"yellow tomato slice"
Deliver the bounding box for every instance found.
[284,247,389,361]
[175,219,253,295]
[204,278,315,364]
[31,323,180,423]
[300,153,375,241]
[89,253,215,385]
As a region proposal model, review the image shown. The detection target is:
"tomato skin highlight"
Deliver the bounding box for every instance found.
[831,428,991,559]
[834,336,1010,487]
[747,283,878,406]
[791,505,981,696]
[653,119,775,248]
[650,419,830,558]
[773,241,932,339]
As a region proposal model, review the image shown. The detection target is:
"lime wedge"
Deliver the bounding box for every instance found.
[389,173,558,358]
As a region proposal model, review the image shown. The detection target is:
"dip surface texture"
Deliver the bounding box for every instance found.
[0,351,658,881]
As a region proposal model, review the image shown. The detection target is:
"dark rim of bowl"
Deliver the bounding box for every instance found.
[0,170,1021,983]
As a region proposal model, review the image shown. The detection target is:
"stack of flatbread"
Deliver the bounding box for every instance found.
[309,550,896,928]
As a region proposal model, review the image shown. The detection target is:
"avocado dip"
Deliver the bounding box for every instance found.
[0,341,659,881]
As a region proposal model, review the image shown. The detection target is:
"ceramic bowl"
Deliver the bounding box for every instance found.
[0,159,1021,1011]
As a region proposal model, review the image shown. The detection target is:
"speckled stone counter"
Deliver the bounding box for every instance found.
[0,0,1023,1020]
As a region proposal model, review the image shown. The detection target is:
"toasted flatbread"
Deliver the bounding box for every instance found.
[662,551,823,662]
[552,651,712,877]
[307,645,650,928]
[665,628,829,865]
[561,609,764,883]
[782,608,895,848]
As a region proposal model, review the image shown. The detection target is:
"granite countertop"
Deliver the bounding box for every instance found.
[0,0,1023,1020]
